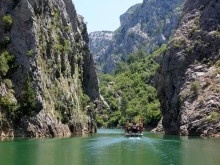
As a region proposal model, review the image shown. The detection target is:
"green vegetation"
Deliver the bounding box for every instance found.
[0,94,19,119]
[209,112,220,123]
[0,51,14,78]
[98,46,167,128]
[54,8,60,20]
[3,15,13,27]
[0,51,19,120]
[0,53,9,78]
[198,96,205,106]
[55,43,63,53]
[0,37,10,49]
[215,60,220,67]
[179,90,190,103]
[64,26,71,32]
[64,39,71,52]
[0,72,38,120]
[81,93,90,109]
[190,81,200,95]
[189,25,200,37]
[20,73,37,116]
[173,42,180,48]
[199,5,205,11]
[186,45,194,54]
[27,49,34,56]
[3,79,13,89]
[211,68,220,78]
[4,36,10,44]
[194,17,200,25]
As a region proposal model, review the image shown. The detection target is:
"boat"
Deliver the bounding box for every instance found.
[125,118,144,137]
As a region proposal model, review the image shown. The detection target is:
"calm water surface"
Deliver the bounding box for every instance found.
[0,129,220,165]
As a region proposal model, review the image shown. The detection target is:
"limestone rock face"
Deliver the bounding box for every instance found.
[151,118,164,133]
[0,0,99,137]
[119,4,142,26]
[89,0,184,73]
[89,31,114,59]
[156,0,220,137]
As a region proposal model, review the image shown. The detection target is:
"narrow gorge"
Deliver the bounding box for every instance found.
[1,0,220,138]
[1,0,220,165]
[90,0,220,137]
[89,0,184,73]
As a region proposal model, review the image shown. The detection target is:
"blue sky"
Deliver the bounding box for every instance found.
[72,0,143,33]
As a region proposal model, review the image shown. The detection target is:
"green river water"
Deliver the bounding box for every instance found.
[0,129,220,165]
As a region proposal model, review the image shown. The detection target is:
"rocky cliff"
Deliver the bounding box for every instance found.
[89,0,184,73]
[156,0,220,137]
[119,4,141,26]
[0,0,99,137]
[89,31,114,60]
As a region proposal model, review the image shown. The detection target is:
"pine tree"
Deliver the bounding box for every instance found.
[21,73,37,116]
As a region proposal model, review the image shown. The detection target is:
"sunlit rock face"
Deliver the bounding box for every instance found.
[89,0,184,73]
[89,31,114,60]
[0,0,99,137]
[156,0,220,137]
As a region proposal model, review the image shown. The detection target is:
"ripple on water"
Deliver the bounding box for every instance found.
[1,129,220,165]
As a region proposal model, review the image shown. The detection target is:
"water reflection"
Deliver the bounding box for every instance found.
[181,136,220,165]
[0,130,220,165]
[0,137,14,141]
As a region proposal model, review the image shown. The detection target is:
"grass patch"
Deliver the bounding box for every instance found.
[190,81,200,95]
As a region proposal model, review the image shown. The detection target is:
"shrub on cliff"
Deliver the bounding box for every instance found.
[3,15,12,29]
[209,112,220,123]
[215,60,220,67]
[190,81,200,95]
[20,74,37,116]
[0,94,19,119]
[0,54,9,78]
[0,51,13,79]
[3,79,13,89]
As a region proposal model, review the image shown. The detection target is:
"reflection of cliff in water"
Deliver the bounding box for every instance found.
[181,136,220,165]
[0,130,220,165]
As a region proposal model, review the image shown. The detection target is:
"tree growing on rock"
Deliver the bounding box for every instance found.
[20,73,37,116]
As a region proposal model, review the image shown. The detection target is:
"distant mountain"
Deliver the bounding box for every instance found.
[89,0,185,73]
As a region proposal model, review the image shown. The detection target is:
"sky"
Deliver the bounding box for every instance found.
[72,0,143,33]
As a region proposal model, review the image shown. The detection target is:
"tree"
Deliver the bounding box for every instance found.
[3,15,13,28]
[114,62,129,75]
[21,73,37,116]
[97,46,166,127]
[0,54,9,78]
[127,53,138,64]
[0,51,13,78]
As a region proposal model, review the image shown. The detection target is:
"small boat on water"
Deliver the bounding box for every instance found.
[125,118,144,137]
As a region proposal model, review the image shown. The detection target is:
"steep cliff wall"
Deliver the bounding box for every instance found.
[156,0,220,137]
[0,0,99,137]
[119,4,141,26]
[89,31,113,60]
[90,0,184,73]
